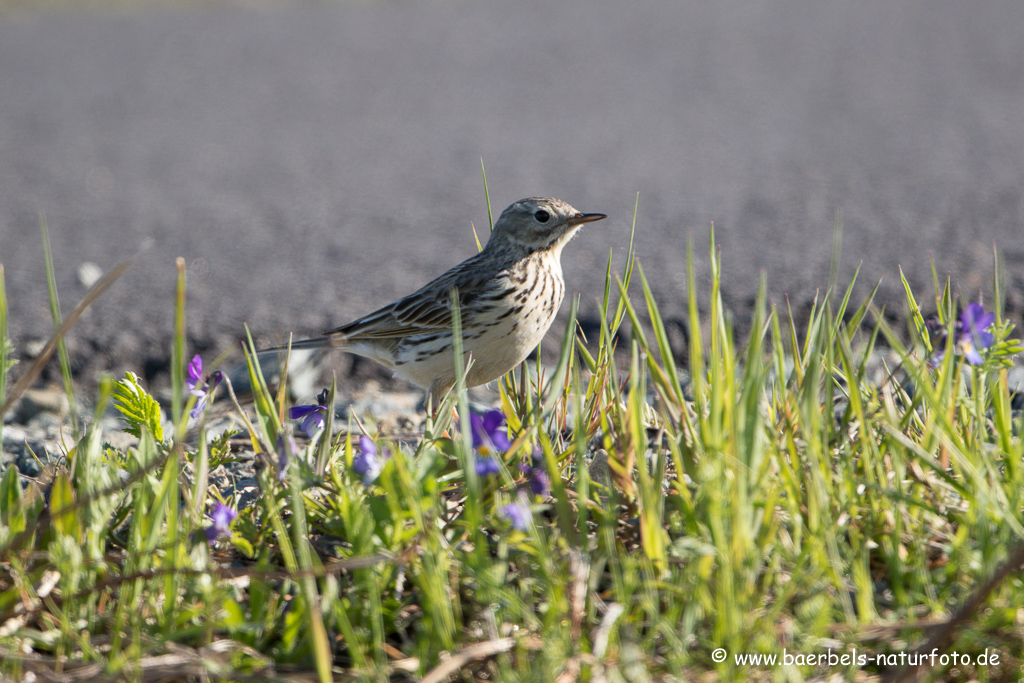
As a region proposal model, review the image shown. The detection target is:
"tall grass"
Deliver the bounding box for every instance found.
[0,213,1022,682]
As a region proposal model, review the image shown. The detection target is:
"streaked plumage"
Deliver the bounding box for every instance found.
[277,197,605,398]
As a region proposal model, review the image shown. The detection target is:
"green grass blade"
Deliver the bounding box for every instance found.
[481,157,494,232]
[830,260,861,334]
[39,213,79,437]
[170,258,187,437]
[314,377,337,476]
[611,192,640,333]
[448,287,485,554]
[285,454,333,683]
[637,262,683,406]
[827,209,843,294]
[540,295,580,420]
[242,325,282,450]
[899,265,929,348]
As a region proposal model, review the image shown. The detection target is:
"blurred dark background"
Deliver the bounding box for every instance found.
[2,0,1022,390]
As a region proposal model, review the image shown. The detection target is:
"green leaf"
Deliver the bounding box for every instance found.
[221,598,246,628]
[0,465,25,537]
[209,428,241,468]
[51,471,82,541]
[113,371,165,442]
[231,536,255,558]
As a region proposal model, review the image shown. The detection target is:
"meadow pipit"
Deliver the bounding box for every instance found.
[276,197,605,398]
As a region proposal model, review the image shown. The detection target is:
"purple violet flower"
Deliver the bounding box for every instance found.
[958,302,995,366]
[929,303,996,368]
[290,388,329,438]
[475,457,500,477]
[500,498,531,532]
[469,409,510,478]
[185,355,204,394]
[204,501,237,544]
[186,355,222,419]
[353,435,387,486]
[471,409,511,455]
[520,452,551,497]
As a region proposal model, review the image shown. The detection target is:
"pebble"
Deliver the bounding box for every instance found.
[1,419,66,479]
[10,387,70,424]
[77,262,104,289]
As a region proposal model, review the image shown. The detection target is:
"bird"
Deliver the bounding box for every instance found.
[272,197,606,400]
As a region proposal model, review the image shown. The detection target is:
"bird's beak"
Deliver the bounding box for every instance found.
[569,212,607,225]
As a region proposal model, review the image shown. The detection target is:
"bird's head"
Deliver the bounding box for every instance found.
[489,197,605,254]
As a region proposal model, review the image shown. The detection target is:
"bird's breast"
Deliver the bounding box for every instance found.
[478,254,565,354]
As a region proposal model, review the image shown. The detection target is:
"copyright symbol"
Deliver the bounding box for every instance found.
[712,648,727,663]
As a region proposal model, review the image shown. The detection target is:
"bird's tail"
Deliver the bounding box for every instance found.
[259,334,347,355]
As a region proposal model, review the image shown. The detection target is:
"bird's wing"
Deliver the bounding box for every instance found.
[322,253,499,341]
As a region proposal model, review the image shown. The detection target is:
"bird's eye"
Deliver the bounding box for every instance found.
[534,209,550,223]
